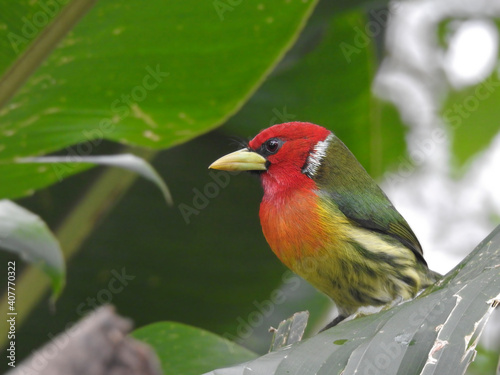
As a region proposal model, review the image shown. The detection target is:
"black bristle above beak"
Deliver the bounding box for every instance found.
[228,136,251,150]
[225,135,268,175]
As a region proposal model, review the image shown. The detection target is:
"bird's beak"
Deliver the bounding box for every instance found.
[209,148,267,171]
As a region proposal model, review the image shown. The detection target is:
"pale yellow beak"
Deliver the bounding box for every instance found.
[209,148,267,171]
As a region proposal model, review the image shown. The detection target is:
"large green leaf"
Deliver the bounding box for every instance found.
[0,0,318,161]
[132,322,258,375]
[0,200,64,298]
[0,0,318,199]
[204,225,500,375]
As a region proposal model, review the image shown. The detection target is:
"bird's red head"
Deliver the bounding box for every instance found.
[208,122,333,199]
[247,122,332,197]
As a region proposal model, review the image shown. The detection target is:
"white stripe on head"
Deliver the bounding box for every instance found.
[302,133,334,178]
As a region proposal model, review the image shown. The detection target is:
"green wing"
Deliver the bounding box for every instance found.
[329,188,425,262]
[314,136,426,264]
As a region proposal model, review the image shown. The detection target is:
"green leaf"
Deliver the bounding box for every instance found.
[442,73,500,167]
[0,162,91,200]
[0,0,319,200]
[467,345,500,375]
[131,322,258,375]
[0,200,64,298]
[19,154,172,205]
[0,0,318,161]
[0,0,98,109]
[204,225,500,374]
[223,8,406,177]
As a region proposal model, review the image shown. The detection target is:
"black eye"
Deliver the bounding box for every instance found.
[264,138,282,154]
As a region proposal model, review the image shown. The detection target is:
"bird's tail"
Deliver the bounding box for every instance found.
[424,269,442,287]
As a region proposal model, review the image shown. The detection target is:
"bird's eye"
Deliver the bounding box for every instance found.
[264,138,282,154]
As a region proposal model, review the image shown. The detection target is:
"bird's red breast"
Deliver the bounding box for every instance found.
[248,123,350,274]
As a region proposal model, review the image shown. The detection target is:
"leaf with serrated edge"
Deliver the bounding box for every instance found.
[203,225,500,375]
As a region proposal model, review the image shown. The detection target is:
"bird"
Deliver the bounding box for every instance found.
[209,122,440,330]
